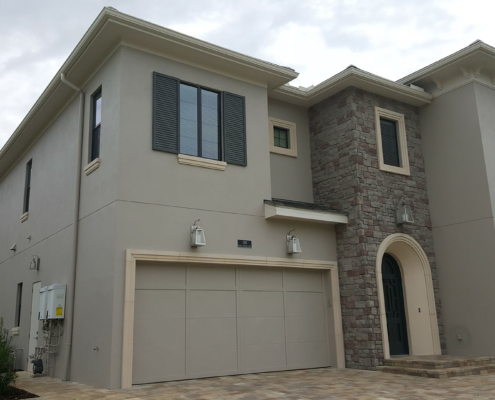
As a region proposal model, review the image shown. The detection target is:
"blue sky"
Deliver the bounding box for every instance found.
[0,0,493,148]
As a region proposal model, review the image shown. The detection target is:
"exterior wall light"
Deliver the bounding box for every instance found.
[396,199,414,224]
[287,229,302,254]
[190,219,206,247]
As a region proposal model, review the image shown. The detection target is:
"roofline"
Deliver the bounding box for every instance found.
[0,7,298,162]
[272,67,433,107]
[397,40,495,84]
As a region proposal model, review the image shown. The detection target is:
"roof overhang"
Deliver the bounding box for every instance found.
[0,7,298,180]
[396,41,495,95]
[264,201,348,225]
[269,67,433,108]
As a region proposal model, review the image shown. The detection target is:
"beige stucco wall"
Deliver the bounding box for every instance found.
[420,81,495,356]
[267,98,314,203]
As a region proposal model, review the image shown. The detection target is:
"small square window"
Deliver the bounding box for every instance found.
[274,127,290,149]
[269,117,297,157]
[375,107,410,176]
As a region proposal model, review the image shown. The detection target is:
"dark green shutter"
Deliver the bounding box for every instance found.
[152,72,180,153]
[223,92,247,166]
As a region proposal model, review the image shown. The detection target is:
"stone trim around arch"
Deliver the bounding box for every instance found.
[376,233,442,359]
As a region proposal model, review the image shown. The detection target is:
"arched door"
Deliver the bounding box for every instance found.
[382,254,409,355]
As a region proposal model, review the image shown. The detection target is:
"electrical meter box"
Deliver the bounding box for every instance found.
[46,284,66,319]
[39,286,48,320]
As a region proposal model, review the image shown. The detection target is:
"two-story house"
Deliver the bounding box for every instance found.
[1,8,494,390]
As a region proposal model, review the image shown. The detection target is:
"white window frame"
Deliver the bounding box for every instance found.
[269,117,297,157]
[375,107,410,176]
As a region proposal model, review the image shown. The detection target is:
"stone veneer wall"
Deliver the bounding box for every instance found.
[309,86,446,369]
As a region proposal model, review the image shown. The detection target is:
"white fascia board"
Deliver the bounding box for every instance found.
[270,68,433,107]
[264,204,348,225]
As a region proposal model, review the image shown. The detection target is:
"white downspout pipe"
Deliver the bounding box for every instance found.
[60,73,85,381]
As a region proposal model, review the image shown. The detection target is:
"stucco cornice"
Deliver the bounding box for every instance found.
[269,67,433,108]
[397,41,495,85]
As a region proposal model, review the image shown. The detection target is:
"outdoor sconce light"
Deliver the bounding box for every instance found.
[190,219,206,247]
[396,199,414,225]
[287,229,302,254]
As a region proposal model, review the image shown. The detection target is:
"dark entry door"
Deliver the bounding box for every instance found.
[382,254,409,355]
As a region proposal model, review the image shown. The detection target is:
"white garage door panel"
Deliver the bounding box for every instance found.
[187,345,238,375]
[286,316,326,343]
[241,291,284,317]
[188,290,237,318]
[285,292,325,317]
[187,318,237,347]
[134,290,186,319]
[241,269,283,290]
[133,265,330,384]
[240,317,285,345]
[133,346,185,384]
[242,343,287,370]
[135,264,186,289]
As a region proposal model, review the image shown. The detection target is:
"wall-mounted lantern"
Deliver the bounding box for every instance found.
[190,219,206,247]
[396,199,414,224]
[287,229,302,254]
[30,255,40,271]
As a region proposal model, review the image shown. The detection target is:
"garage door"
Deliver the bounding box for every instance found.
[132,264,330,384]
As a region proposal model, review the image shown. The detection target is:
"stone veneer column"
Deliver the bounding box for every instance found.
[309,86,446,369]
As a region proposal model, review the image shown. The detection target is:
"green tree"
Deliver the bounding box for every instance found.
[0,318,17,396]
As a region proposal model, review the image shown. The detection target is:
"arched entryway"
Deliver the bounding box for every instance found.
[382,253,409,355]
[376,234,442,359]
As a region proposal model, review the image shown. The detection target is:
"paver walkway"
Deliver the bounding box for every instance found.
[15,367,495,399]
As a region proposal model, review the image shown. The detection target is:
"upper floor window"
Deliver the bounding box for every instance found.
[91,89,102,161]
[180,83,221,160]
[24,159,32,213]
[15,283,23,327]
[152,72,247,167]
[268,117,297,157]
[375,107,410,176]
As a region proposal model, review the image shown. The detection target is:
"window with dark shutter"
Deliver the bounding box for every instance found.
[380,118,400,167]
[152,73,246,166]
[223,92,246,166]
[153,72,180,153]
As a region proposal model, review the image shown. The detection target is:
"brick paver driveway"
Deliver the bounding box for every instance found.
[16,368,495,399]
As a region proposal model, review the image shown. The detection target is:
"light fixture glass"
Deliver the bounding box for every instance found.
[287,230,302,254]
[190,220,206,247]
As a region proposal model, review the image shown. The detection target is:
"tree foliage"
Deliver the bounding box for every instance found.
[0,318,17,396]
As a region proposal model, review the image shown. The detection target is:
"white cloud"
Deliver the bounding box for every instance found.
[0,0,493,149]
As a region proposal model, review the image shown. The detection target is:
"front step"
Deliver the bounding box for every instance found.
[378,356,495,378]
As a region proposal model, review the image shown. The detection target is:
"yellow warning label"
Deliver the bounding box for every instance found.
[56,307,63,316]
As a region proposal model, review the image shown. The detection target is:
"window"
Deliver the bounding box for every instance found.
[274,127,290,149]
[375,107,410,176]
[268,117,297,157]
[152,72,247,167]
[91,89,102,162]
[23,160,32,213]
[180,83,221,160]
[15,283,23,327]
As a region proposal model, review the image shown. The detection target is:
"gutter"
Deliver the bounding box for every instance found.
[59,73,85,381]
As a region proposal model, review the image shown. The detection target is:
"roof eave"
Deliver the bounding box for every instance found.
[271,68,432,107]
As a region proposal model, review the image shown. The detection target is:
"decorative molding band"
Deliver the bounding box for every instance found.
[178,154,226,171]
[20,212,29,223]
[84,158,101,175]
[121,248,344,388]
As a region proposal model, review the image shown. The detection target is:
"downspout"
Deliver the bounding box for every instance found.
[60,73,85,381]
